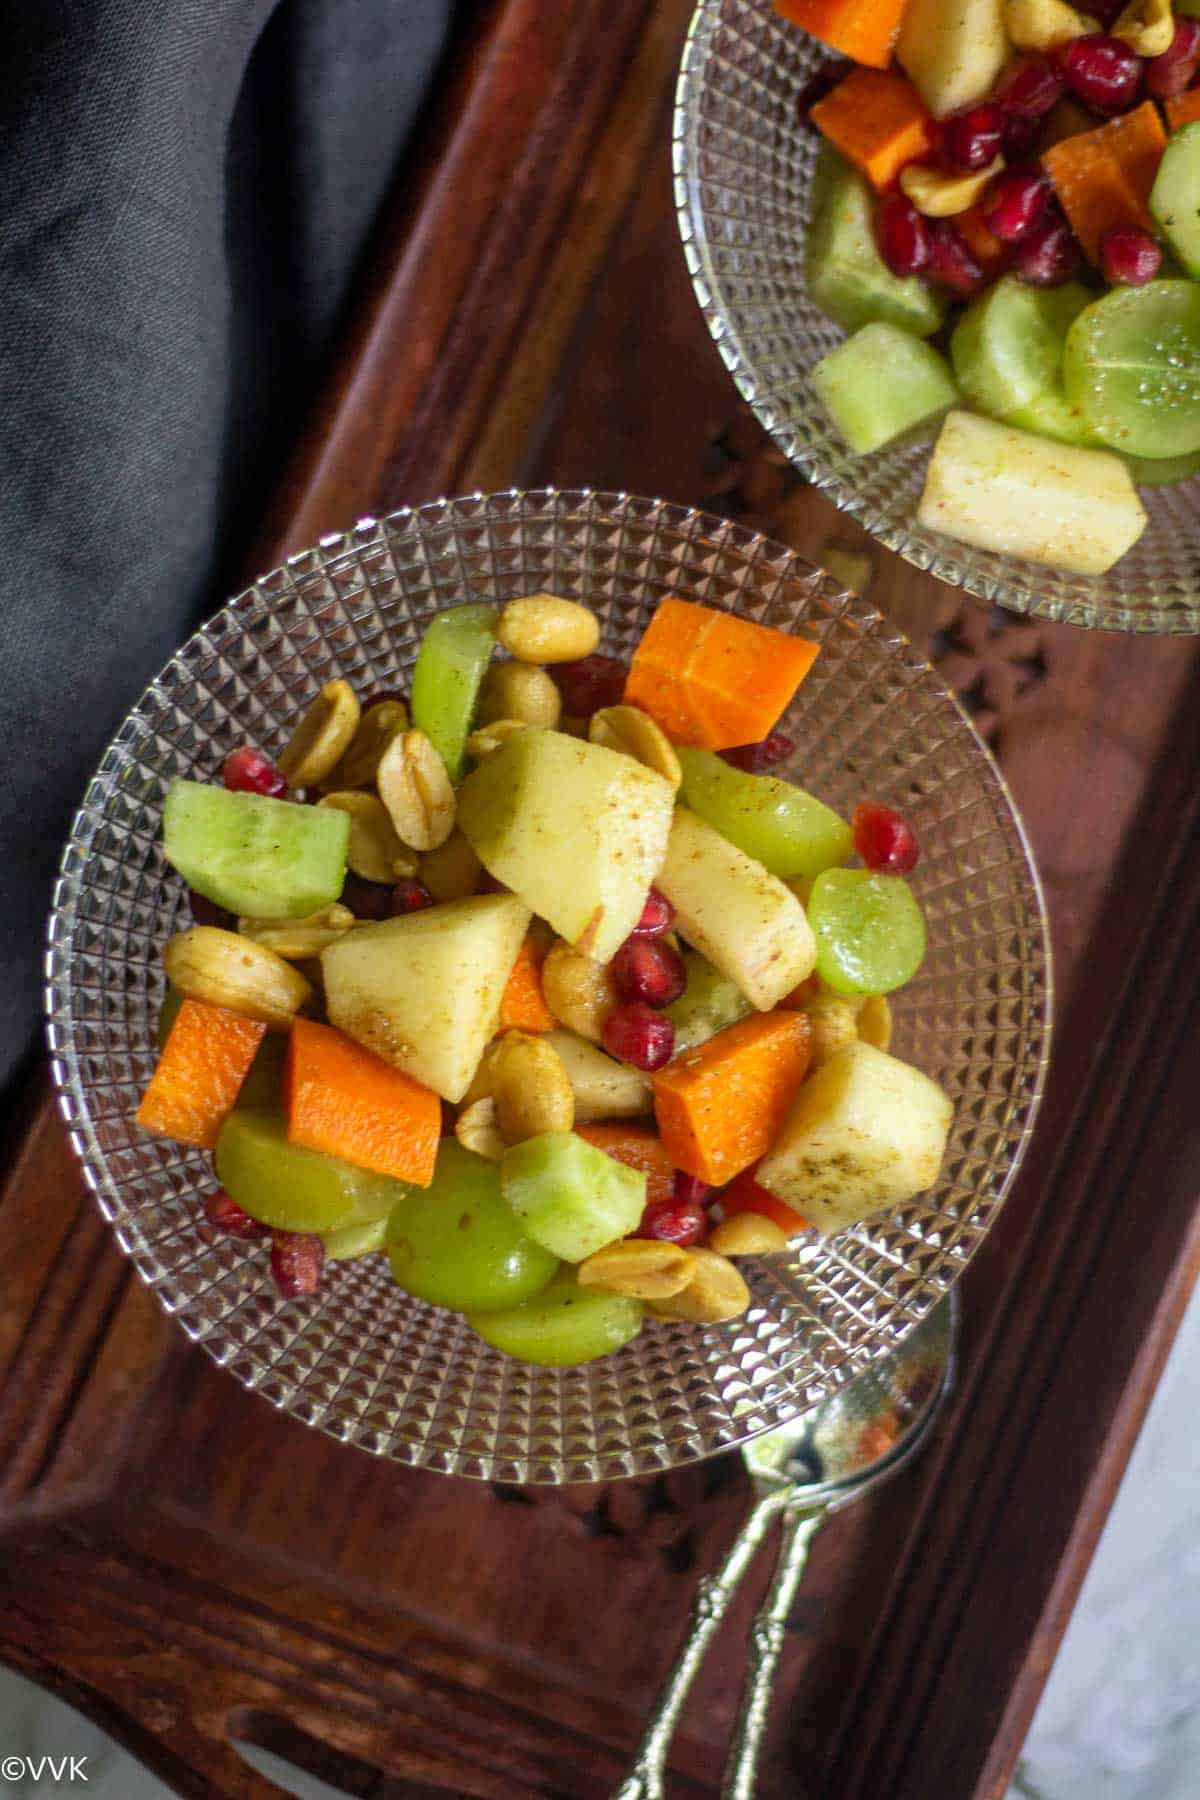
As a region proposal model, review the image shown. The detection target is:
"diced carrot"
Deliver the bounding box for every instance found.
[811,68,936,192]
[136,997,266,1150]
[722,1165,810,1236]
[575,1123,675,1208]
[1166,90,1200,132]
[624,596,820,752]
[650,1012,811,1187]
[957,204,1013,280]
[286,1017,440,1187]
[497,933,555,1033]
[774,0,909,70]
[1042,101,1167,262]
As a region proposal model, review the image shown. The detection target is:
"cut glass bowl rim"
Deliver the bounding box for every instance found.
[43,487,1053,1484]
[673,0,1200,636]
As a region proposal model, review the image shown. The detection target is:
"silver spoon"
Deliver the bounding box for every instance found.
[614,1290,958,1800]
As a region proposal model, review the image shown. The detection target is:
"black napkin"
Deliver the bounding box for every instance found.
[0,0,452,1099]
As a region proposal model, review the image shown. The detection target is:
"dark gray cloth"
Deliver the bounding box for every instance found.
[0,0,452,1097]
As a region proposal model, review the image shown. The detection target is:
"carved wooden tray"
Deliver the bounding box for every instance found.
[3,3,1198,1794]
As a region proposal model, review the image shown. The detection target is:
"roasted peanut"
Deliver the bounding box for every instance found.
[277,679,361,787]
[648,1248,751,1323]
[320,698,408,792]
[238,903,355,960]
[588,704,682,790]
[489,1031,575,1144]
[465,718,528,761]
[478,661,562,728]
[541,940,618,1042]
[163,926,311,1028]
[802,992,860,1066]
[497,593,599,664]
[319,790,419,882]
[376,728,456,850]
[1112,0,1172,55]
[856,994,893,1053]
[455,1097,505,1161]
[578,1239,694,1300]
[900,157,1005,218]
[419,828,481,902]
[1004,0,1100,51]
[710,1214,789,1258]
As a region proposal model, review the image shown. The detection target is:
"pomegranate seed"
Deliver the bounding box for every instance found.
[204,1189,269,1239]
[927,221,987,299]
[223,746,288,799]
[983,166,1053,244]
[1101,226,1163,285]
[340,873,394,920]
[1015,214,1081,286]
[673,1171,712,1209]
[1061,36,1144,114]
[719,730,796,773]
[362,686,407,710]
[611,937,686,1010]
[995,53,1064,120]
[270,1231,324,1298]
[1146,18,1200,98]
[1001,110,1040,159]
[602,1002,675,1072]
[852,801,920,875]
[631,888,675,937]
[940,102,1004,171]
[638,1198,709,1248]
[547,653,628,717]
[875,193,933,278]
[391,877,434,914]
[189,890,236,930]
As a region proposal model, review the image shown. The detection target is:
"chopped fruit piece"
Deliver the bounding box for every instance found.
[1041,100,1166,262]
[215,1108,404,1233]
[163,780,350,922]
[813,322,959,454]
[602,1003,675,1072]
[678,749,853,880]
[808,869,927,996]
[1100,225,1162,282]
[1063,282,1200,457]
[502,1131,646,1262]
[611,938,687,1011]
[897,0,1009,119]
[1150,123,1200,278]
[638,1198,709,1248]
[546,1033,652,1124]
[575,1122,675,1206]
[773,0,909,69]
[651,1012,812,1186]
[918,410,1148,572]
[136,998,267,1150]
[758,1042,953,1236]
[498,932,556,1033]
[466,1270,644,1368]
[852,802,920,874]
[631,889,675,938]
[722,1166,811,1237]
[807,148,949,337]
[810,68,936,191]
[386,1139,558,1311]
[941,101,1005,170]
[204,1189,270,1239]
[409,603,497,783]
[286,1018,441,1187]
[223,747,287,798]
[1060,34,1145,114]
[270,1232,324,1297]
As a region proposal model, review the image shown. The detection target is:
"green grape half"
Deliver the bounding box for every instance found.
[466,1269,644,1367]
[807,869,926,996]
[215,1108,402,1233]
[678,749,852,879]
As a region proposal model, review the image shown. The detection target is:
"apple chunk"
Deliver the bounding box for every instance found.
[757,1041,953,1236]
[457,727,675,964]
[654,808,815,1011]
[897,0,1007,118]
[321,893,530,1101]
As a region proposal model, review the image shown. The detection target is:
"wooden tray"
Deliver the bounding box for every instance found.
[3,4,1198,1794]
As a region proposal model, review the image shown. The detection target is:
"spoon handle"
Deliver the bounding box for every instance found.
[720,1503,827,1800]
[611,1486,791,1800]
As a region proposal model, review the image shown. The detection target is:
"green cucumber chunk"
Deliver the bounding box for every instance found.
[807,149,947,340]
[807,869,927,996]
[1063,281,1200,459]
[466,1270,644,1367]
[410,604,498,783]
[667,951,753,1055]
[215,1108,401,1233]
[813,322,958,455]
[501,1132,646,1263]
[1150,123,1200,281]
[321,1217,390,1261]
[386,1139,558,1311]
[163,780,349,921]
[952,277,1095,446]
[678,748,853,880]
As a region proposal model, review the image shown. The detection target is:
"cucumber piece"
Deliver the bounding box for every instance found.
[466,1270,644,1368]
[1151,123,1200,280]
[918,410,1148,574]
[666,951,753,1056]
[812,323,958,455]
[163,780,350,921]
[1063,282,1200,459]
[807,149,947,340]
[410,604,498,783]
[1124,447,1200,486]
[501,1132,645,1263]
[951,277,1095,446]
[386,1140,559,1311]
[215,1108,401,1233]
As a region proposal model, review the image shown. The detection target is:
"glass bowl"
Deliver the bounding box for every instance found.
[44,490,1051,1484]
[674,0,1200,635]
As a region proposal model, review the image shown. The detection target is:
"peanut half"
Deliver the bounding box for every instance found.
[419,828,482,902]
[802,992,860,1067]
[489,1031,575,1144]
[277,679,361,787]
[497,594,599,664]
[541,940,618,1042]
[319,790,419,883]
[163,926,311,1028]
[455,1097,506,1162]
[465,719,528,761]
[478,661,562,728]
[578,1239,694,1300]
[648,1248,751,1323]
[377,728,456,850]
[710,1214,789,1258]
[320,698,408,792]
[238,903,355,960]
[588,704,682,790]
[1004,0,1100,51]
[900,157,1005,219]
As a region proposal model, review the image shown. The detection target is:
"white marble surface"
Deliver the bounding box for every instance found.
[2,1286,1197,1798]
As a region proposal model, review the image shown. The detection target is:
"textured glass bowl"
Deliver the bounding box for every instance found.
[674,0,1200,635]
[45,490,1051,1484]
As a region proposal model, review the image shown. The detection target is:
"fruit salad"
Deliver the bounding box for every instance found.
[136,591,953,1367]
[780,0,1200,574]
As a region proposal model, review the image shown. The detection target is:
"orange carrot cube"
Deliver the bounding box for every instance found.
[136,998,267,1150]
[774,0,909,70]
[575,1123,675,1208]
[811,69,936,192]
[286,1017,440,1187]
[650,1012,812,1186]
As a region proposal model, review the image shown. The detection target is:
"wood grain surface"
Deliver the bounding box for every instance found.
[2,2,1198,1796]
